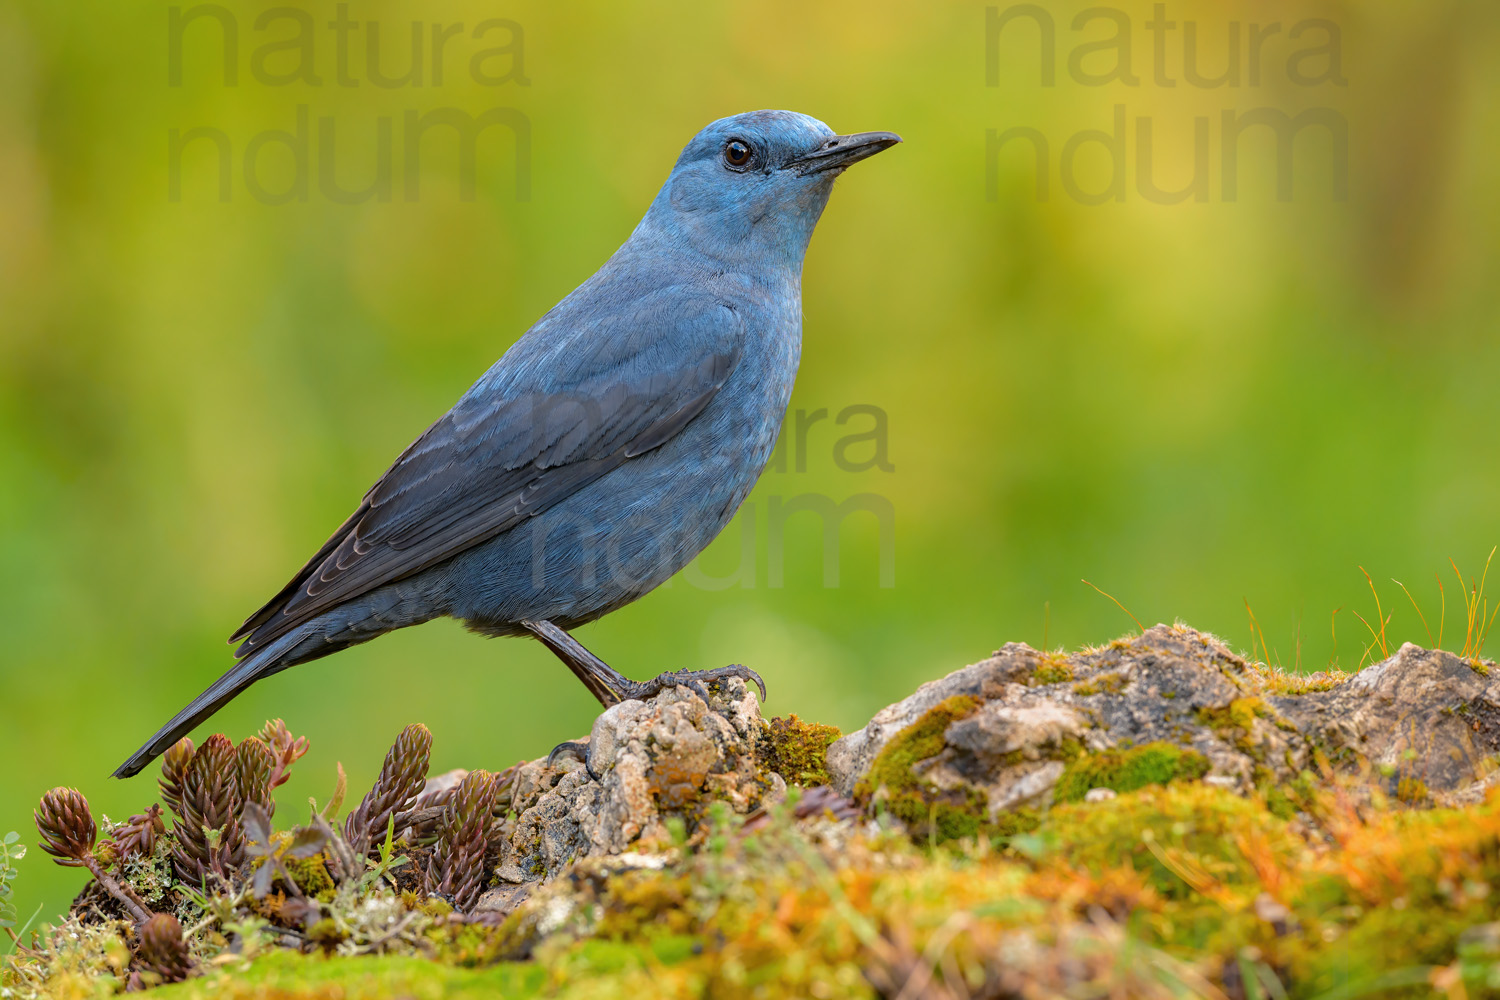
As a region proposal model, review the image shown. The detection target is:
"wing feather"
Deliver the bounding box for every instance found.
[230,297,740,655]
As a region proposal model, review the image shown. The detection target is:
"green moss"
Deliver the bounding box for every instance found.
[18,740,1500,1000]
[594,870,693,940]
[1262,783,1296,820]
[856,695,980,800]
[1051,737,1085,763]
[1278,800,1500,994]
[1244,661,1351,694]
[143,951,547,998]
[1052,742,1211,803]
[22,627,1500,1000]
[1226,696,1268,729]
[1197,696,1273,754]
[922,792,989,842]
[1470,659,1492,677]
[1045,783,1302,900]
[989,807,1041,839]
[758,715,842,787]
[1072,671,1128,697]
[1258,769,1316,820]
[1029,656,1073,686]
[283,853,336,902]
[856,695,989,845]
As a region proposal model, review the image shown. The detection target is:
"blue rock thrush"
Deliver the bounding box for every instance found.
[114,110,900,778]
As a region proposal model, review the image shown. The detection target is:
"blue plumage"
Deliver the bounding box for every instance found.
[114,110,900,778]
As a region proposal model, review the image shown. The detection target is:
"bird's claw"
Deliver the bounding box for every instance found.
[623,664,767,703]
[546,741,600,781]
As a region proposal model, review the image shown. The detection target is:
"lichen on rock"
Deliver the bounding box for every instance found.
[831,623,1500,838]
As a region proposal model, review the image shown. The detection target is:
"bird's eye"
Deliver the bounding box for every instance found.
[723,139,752,169]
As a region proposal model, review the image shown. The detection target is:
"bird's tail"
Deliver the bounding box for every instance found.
[112,636,301,779]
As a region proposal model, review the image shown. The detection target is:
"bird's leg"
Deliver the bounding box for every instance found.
[522,620,629,708]
[522,619,767,706]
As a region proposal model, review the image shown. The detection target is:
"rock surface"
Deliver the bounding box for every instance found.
[829,624,1500,818]
[482,625,1500,886]
[490,677,782,886]
[1274,642,1500,803]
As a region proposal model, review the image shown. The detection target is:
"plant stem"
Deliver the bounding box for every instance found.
[81,856,152,924]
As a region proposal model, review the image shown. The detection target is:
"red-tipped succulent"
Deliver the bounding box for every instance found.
[157,737,194,819]
[111,805,166,860]
[344,723,433,855]
[433,769,499,910]
[258,719,310,791]
[35,787,96,867]
[36,787,151,923]
[171,734,244,882]
[235,737,276,817]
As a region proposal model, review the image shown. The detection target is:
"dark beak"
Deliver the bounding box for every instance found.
[789,131,902,175]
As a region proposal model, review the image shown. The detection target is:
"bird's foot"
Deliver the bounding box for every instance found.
[545,666,765,785]
[546,741,600,781]
[621,664,767,704]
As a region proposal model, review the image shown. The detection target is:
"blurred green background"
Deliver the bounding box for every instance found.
[2,0,1497,923]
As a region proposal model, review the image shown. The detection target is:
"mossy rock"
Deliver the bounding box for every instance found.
[757,715,842,787]
[20,624,1500,999]
[1052,741,1211,803]
[854,694,980,802]
[851,694,1019,845]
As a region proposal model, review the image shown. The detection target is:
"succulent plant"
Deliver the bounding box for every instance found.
[136,913,192,983]
[158,737,194,819]
[258,719,310,791]
[235,737,276,817]
[112,805,166,859]
[410,769,468,813]
[35,787,151,923]
[35,788,96,867]
[433,769,498,910]
[92,839,121,869]
[26,714,535,950]
[343,724,433,855]
[171,734,244,882]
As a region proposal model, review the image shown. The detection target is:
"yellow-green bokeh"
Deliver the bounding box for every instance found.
[2,0,1497,922]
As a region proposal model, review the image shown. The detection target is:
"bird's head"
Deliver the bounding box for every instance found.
[636,110,900,270]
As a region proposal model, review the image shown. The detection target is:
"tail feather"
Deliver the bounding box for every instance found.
[112,640,297,779]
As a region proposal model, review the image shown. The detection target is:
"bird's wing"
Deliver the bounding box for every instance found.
[230,294,743,656]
